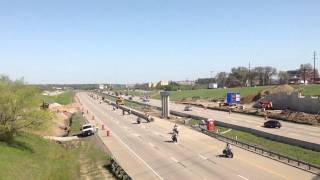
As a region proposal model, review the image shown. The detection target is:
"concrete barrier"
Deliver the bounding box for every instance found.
[104,98,154,122]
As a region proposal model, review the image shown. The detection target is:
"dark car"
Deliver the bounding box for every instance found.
[264,120,281,128]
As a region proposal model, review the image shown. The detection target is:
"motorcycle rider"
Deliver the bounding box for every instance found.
[226,143,232,151]
[173,124,179,134]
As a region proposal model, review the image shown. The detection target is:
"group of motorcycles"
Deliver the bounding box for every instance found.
[136,119,234,158]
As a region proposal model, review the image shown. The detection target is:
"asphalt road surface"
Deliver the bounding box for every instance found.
[78,92,317,180]
[127,96,320,146]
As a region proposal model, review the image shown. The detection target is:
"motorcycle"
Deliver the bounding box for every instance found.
[223,148,234,158]
[137,117,141,124]
[172,133,178,143]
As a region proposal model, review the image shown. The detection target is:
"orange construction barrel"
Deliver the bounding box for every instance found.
[207,119,215,131]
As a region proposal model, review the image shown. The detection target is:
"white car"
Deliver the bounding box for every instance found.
[81,124,95,136]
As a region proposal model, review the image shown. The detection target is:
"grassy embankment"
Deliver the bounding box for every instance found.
[0,113,110,180]
[43,91,75,105]
[0,88,111,180]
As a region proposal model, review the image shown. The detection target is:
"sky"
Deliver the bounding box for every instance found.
[0,0,319,84]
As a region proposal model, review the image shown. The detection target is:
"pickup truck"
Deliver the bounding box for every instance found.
[81,124,95,136]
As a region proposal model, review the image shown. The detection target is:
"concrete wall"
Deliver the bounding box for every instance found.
[264,92,320,114]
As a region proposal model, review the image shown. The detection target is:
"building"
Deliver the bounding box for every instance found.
[287,69,319,84]
[98,84,105,90]
[147,82,157,88]
[175,80,195,86]
[208,83,218,89]
[157,80,169,87]
[195,78,216,85]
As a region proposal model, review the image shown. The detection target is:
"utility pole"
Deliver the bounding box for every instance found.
[210,71,215,82]
[248,61,252,87]
[303,65,306,85]
[314,51,317,84]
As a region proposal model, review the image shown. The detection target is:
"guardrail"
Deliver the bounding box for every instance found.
[192,126,320,174]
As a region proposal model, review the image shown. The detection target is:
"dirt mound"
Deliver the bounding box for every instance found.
[263,85,294,95]
[241,94,262,104]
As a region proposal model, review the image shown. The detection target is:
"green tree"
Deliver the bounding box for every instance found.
[278,71,289,84]
[0,76,51,142]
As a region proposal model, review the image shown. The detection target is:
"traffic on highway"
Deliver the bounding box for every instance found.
[77,92,317,180]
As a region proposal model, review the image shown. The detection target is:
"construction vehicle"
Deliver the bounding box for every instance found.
[116,96,125,105]
[41,101,49,109]
[259,100,273,110]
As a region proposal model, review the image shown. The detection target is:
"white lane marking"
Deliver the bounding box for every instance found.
[170,157,179,163]
[199,154,208,160]
[149,142,155,148]
[154,132,160,136]
[238,175,249,180]
[133,133,140,137]
[141,125,146,129]
[115,121,119,124]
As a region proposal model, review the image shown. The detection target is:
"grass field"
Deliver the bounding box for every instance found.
[121,84,320,101]
[152,86,273,101]
[0,113,110,180]
[293,84,320,96]
[0,133,80,180]
[43,91,75,105]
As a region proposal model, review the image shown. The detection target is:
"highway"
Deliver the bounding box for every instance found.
[125,96,320,146]
[78,92,317,180]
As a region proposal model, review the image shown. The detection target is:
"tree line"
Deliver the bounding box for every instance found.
[215,63,318,88]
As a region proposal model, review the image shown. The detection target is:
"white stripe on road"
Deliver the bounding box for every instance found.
[149,142,155,148]
[238,175,249,180]
[199,154,208,160]
[171,157,179,163]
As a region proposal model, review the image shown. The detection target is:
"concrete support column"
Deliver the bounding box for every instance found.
[160,91,170,119]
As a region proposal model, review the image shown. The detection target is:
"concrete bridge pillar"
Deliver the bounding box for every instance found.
[160,91,170,119]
